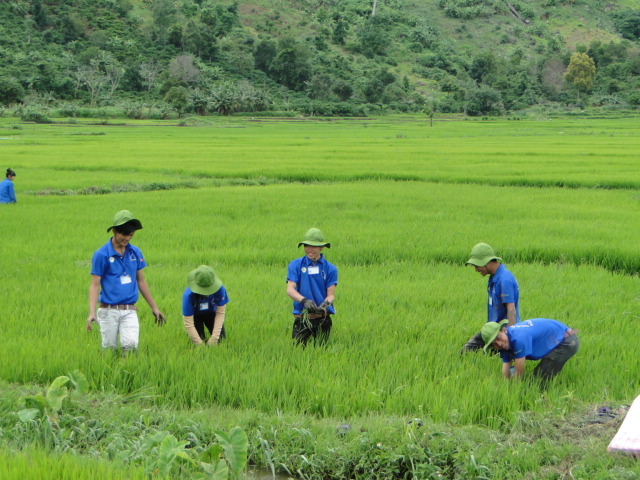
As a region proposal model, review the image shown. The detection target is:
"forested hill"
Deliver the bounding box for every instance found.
[1,0,640,117]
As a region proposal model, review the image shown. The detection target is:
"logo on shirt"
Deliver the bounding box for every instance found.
[301,267,307,273]
[109,257,114,263]
[129,253,136,261]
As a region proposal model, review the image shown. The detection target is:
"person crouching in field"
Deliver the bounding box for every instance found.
[86,210,165,352]
[182,265,229,346]
[482,318,579,385]
[286,228,338,347]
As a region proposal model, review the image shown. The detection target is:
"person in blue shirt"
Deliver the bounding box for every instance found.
[286,228,338,346]
[0,168,17,204]
[182,265,229,346]
[461,242,520,352]
[481,318,579,383]
[86,210,165,352]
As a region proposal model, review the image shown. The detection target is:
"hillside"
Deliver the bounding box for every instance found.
[0,0,639,116]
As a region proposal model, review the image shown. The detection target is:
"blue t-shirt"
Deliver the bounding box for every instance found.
[0,179,16,203]
[181,286,229,316]
[500,318,569,363]
[91,240,147,305]
[287,254,338,315]
[487,264,520,323]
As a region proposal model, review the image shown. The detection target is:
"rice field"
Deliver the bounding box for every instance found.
[0,114,639,479]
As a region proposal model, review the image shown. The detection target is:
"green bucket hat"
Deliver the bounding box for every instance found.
[297,228,331,248]
[187,265,223,296]
[107,210,143,233]
[465,243,501,267]
[481,319,509,353]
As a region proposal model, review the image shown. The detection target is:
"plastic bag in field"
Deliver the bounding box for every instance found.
[608,394,640,458]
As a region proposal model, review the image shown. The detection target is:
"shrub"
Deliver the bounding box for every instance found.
[20,107,52,124]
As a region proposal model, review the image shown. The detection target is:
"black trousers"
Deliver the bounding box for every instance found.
[292,314,332,347]
[461,331,485,352]
[534,333,579,382]
[194,312,226,341]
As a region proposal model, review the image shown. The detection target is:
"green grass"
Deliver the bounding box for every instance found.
[1,115,639,478]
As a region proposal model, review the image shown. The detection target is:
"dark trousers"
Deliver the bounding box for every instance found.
[461,331,485,352]
[534,334,579,382]
[194,312,226,341]
[292,314,332,347]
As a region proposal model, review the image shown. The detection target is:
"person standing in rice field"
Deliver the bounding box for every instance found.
[286,228,338,346]
[0,168,17,204]
[461,242,520,352]
[481,318,579,384]
[182,265,229,346]
[86,210,165,352]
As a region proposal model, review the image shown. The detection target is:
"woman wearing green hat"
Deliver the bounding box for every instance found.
[182,265,229,346]
[286,228,338,346]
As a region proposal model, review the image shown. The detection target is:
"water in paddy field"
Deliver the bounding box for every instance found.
[247,467,295,480]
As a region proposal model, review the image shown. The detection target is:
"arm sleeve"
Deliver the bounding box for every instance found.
[183,316,203,345]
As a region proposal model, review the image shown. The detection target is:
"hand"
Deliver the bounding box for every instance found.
[207,336,219,347]
[86,315,96,332]
[301,298,318,311]
[154,312,166,326]
[319,300,332,311]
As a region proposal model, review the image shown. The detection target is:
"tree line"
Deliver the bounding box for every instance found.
[0,0,639,117]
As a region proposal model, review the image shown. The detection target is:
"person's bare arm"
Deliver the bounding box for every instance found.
[87,275,101,331]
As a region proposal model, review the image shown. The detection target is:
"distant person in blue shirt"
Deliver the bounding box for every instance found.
[86,210,165,352]
[0,168,17,204]
[462,243,520,352]
[286,228,338,347]
[482,318,579,383]
[182,265,229,346]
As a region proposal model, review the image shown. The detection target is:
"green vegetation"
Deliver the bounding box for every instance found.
[0,1,639,117]
[1,115,639,478]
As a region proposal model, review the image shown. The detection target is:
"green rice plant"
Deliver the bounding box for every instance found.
[0,448,148,480]
[2,115,640,477]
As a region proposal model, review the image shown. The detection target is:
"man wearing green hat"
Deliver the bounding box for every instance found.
[286,227,338,346]
[182,265,229,346]
[86,210,165,352]
[462,242,520,352]
[481,318,579,382]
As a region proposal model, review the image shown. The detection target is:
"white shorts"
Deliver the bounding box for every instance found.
[97,307,140,351]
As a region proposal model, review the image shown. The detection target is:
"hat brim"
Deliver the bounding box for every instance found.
[466,255,501,266]
[107,219,143,233]
[189,281,222,296]
[482,319,509,353]
[187,271,223,296]
[298,242,330,248]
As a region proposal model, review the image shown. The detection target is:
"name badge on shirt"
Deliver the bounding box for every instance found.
[120,274,132,285]
[199,302,210,311]
[307,266,320,275]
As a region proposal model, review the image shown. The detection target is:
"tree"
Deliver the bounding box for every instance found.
[269,38,311,91]
[564,52,596,94]
[254,39,277,74]
[0,77,25,106]
[164,86,190,115]
[612,10,640,41]
[168,55,200,85]
[469,52,497,83]
[139,62,161,93]
[465,86,503,116]
[74,66,105,105]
